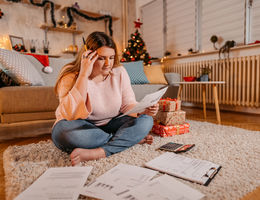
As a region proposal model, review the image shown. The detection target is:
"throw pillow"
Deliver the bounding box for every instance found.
[0,48,45,86]
[164,72,181,85]
[0,68,20,87]
[144,65,168,84]
[122,61,149,84]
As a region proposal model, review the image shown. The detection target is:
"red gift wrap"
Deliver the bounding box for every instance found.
[152,122,190,137]
[159,98,181,112]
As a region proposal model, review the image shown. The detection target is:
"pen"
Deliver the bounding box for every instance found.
[82,37,87,51]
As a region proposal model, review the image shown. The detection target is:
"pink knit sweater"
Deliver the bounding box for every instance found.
[55,66,137,126]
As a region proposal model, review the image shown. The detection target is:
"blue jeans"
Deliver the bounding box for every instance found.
[51,115,153,157]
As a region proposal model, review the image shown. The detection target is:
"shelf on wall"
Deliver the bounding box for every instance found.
[40,25,83,34]
[20,52,60,58]
[0,0,61,9]
[62,50,78,54]
[61,7,119,21]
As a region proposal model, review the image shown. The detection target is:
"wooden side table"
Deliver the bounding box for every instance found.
[173,81,225,124]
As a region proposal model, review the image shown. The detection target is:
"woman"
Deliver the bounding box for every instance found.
[52,31,159,166]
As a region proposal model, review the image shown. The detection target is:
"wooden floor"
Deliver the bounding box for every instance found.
[0,107,259,200]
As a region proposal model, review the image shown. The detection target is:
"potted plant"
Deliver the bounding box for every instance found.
[200,65,212,81]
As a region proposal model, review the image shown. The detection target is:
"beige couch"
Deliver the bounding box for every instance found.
[0,51,178,141]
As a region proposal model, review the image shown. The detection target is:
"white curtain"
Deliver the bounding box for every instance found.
[141,0,164,58]
[251,0,260,42]
[201,0,244,51]
[166,0,196,56]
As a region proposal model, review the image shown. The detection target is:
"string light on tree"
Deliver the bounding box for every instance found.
[121,19,152,65]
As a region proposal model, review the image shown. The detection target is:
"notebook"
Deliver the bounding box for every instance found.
[145,152,221,186]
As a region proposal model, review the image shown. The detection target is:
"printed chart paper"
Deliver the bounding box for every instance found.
[80,163,158,200]
[118,174,205,200]
[15,166,93,200]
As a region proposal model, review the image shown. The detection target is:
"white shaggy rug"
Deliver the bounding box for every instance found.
[3,120,260,200]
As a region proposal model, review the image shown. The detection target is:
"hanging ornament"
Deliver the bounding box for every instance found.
[0,9,4,19]
[134,18,143,29]
[131,57,135,61]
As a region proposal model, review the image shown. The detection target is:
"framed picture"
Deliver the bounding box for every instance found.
[9,35,26,52]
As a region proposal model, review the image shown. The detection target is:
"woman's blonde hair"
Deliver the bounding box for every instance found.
[54,31,120,95]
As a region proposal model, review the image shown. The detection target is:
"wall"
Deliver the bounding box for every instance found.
[0,0,136,58]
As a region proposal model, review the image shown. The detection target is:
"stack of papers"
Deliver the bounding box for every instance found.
[15,152,220,199]
[15,166,93,200]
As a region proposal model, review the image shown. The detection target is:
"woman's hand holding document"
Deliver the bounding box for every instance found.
[118,86,168,118]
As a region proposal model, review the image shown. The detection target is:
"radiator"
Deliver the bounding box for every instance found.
[165,55,260,107]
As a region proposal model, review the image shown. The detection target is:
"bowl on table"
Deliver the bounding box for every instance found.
[183,76,196,82]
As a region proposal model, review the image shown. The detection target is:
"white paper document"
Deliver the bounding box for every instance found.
[118,174,205,200]
[80,163,158,200]
[15,166,93,200]
[145,152,221,185]
[118,86,168,117]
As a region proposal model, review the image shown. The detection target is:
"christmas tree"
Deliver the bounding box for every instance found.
[121,19,152,65]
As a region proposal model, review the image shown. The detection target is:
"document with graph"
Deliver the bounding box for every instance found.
[144,152,221,186]
[118,174,205,200]
[80,163,158,200]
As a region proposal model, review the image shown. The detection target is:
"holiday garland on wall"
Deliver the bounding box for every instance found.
[6,0,56,27]
[66,7,113,36]
[29,0,56,27]
[5,0,113,36]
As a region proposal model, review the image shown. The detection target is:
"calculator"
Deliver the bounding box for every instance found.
[158,142,195,153]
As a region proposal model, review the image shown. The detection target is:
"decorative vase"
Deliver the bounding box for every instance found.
[44,49,49,54]
[30,48,36,53]
[200,74,209,82]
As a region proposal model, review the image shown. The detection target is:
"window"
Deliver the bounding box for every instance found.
[140,0,258,57]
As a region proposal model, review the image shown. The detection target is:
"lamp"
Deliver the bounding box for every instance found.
[0,35,12,50]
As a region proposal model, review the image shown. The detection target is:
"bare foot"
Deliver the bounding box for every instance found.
[70,147,106,166]
[138,134,153,145]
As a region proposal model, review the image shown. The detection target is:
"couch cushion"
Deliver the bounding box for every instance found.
[165,72,181,86]
[0,68,20,87]
[144,65,168,84]
[122,61,149,84]
[1,111,55,123]
[0,119,54,141]
[0,86,58,114]
[25,55,73,86]
[0,48,45,86]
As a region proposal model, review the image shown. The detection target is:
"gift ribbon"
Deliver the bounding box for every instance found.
[160,98,179,111]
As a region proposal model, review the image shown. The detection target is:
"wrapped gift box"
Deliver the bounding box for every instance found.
[159,98,181,112]
[154,110,186,126]
[152,122,190,137]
